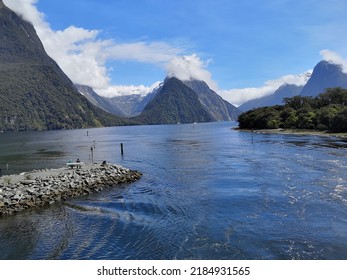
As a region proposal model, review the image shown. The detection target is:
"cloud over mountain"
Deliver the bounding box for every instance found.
[320,49,347,73]
[4,1,347,107]
[99,82,162,98]
[3,0,184,96]
[220,71,312,106]
[165,54,218,91]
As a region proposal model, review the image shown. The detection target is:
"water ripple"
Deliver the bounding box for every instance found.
[1,122,347,259]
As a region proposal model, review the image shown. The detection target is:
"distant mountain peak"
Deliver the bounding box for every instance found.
[134,76,214,124]
[132,75,241,124]
[300,60,347,97]
[238,83,303,112]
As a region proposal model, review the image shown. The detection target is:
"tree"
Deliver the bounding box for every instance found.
[238,87,347,132]
[316,87,347,108]
[238,106,282,129]
[330,108,347,132]
[316,105,341,131]
[283,96,314,110]
[296,108,317,129]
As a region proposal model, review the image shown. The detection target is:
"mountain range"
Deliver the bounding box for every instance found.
[81,58,347,121]
[1,0,347,131]
[78,77,241,124]
[2,1,238,131]
[239,60,347,111]
[75,84,159,117]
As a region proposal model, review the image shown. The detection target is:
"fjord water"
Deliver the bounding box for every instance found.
[0,122,347,260]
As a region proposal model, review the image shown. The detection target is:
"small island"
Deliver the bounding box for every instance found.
[0,163,142,216]
[237,87,347,134]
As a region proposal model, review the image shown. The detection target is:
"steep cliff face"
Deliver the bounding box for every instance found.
[0,1,121,131]
[183,80,241,120]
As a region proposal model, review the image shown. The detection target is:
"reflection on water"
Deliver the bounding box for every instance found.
[35,149,66,157]
[0,122,347,259]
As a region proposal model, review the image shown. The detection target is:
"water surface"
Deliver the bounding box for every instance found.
[0,122,346,259]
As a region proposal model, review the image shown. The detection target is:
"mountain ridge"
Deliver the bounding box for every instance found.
[300,60,347,97]
[78,77,241,123]
[183,79,241,120]
[5,1,347,129]
[239,84,304,111]
[0,2,122,131]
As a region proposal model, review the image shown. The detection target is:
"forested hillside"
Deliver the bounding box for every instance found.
[238,87,347,133]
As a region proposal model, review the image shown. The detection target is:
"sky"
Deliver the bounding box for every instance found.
[3,0,347,106]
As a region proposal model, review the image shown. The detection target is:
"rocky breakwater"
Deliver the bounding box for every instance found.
[0,164,142,216]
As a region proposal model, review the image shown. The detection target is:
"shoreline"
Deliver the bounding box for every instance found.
[0,163,142,216]
[235,128,347,139]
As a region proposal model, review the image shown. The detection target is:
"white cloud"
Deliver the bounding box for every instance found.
[97,81,162,98]
[4,0,217,97]
[3,0,46,29]
[320,49,347,73]
[164,54,312,107]
[221,50,347,106]
[6,1,345,108]
[3,0,183,96]
[219,71,312,107]
[105,42,182,65]
[164,53,312,107]
[165,54,218,91]
[222,50,347,106]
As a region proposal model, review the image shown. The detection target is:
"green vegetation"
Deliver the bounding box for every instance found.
[0,63,127,131]
[238,87,347,133]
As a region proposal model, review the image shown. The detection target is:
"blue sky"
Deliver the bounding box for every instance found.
[4,0,347,105]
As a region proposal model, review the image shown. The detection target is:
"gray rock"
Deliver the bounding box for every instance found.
[21,180,36,185]
[0,164,142,216]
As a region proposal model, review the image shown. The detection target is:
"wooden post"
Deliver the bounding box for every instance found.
[90,146,94,164]
[120,143,124,156]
